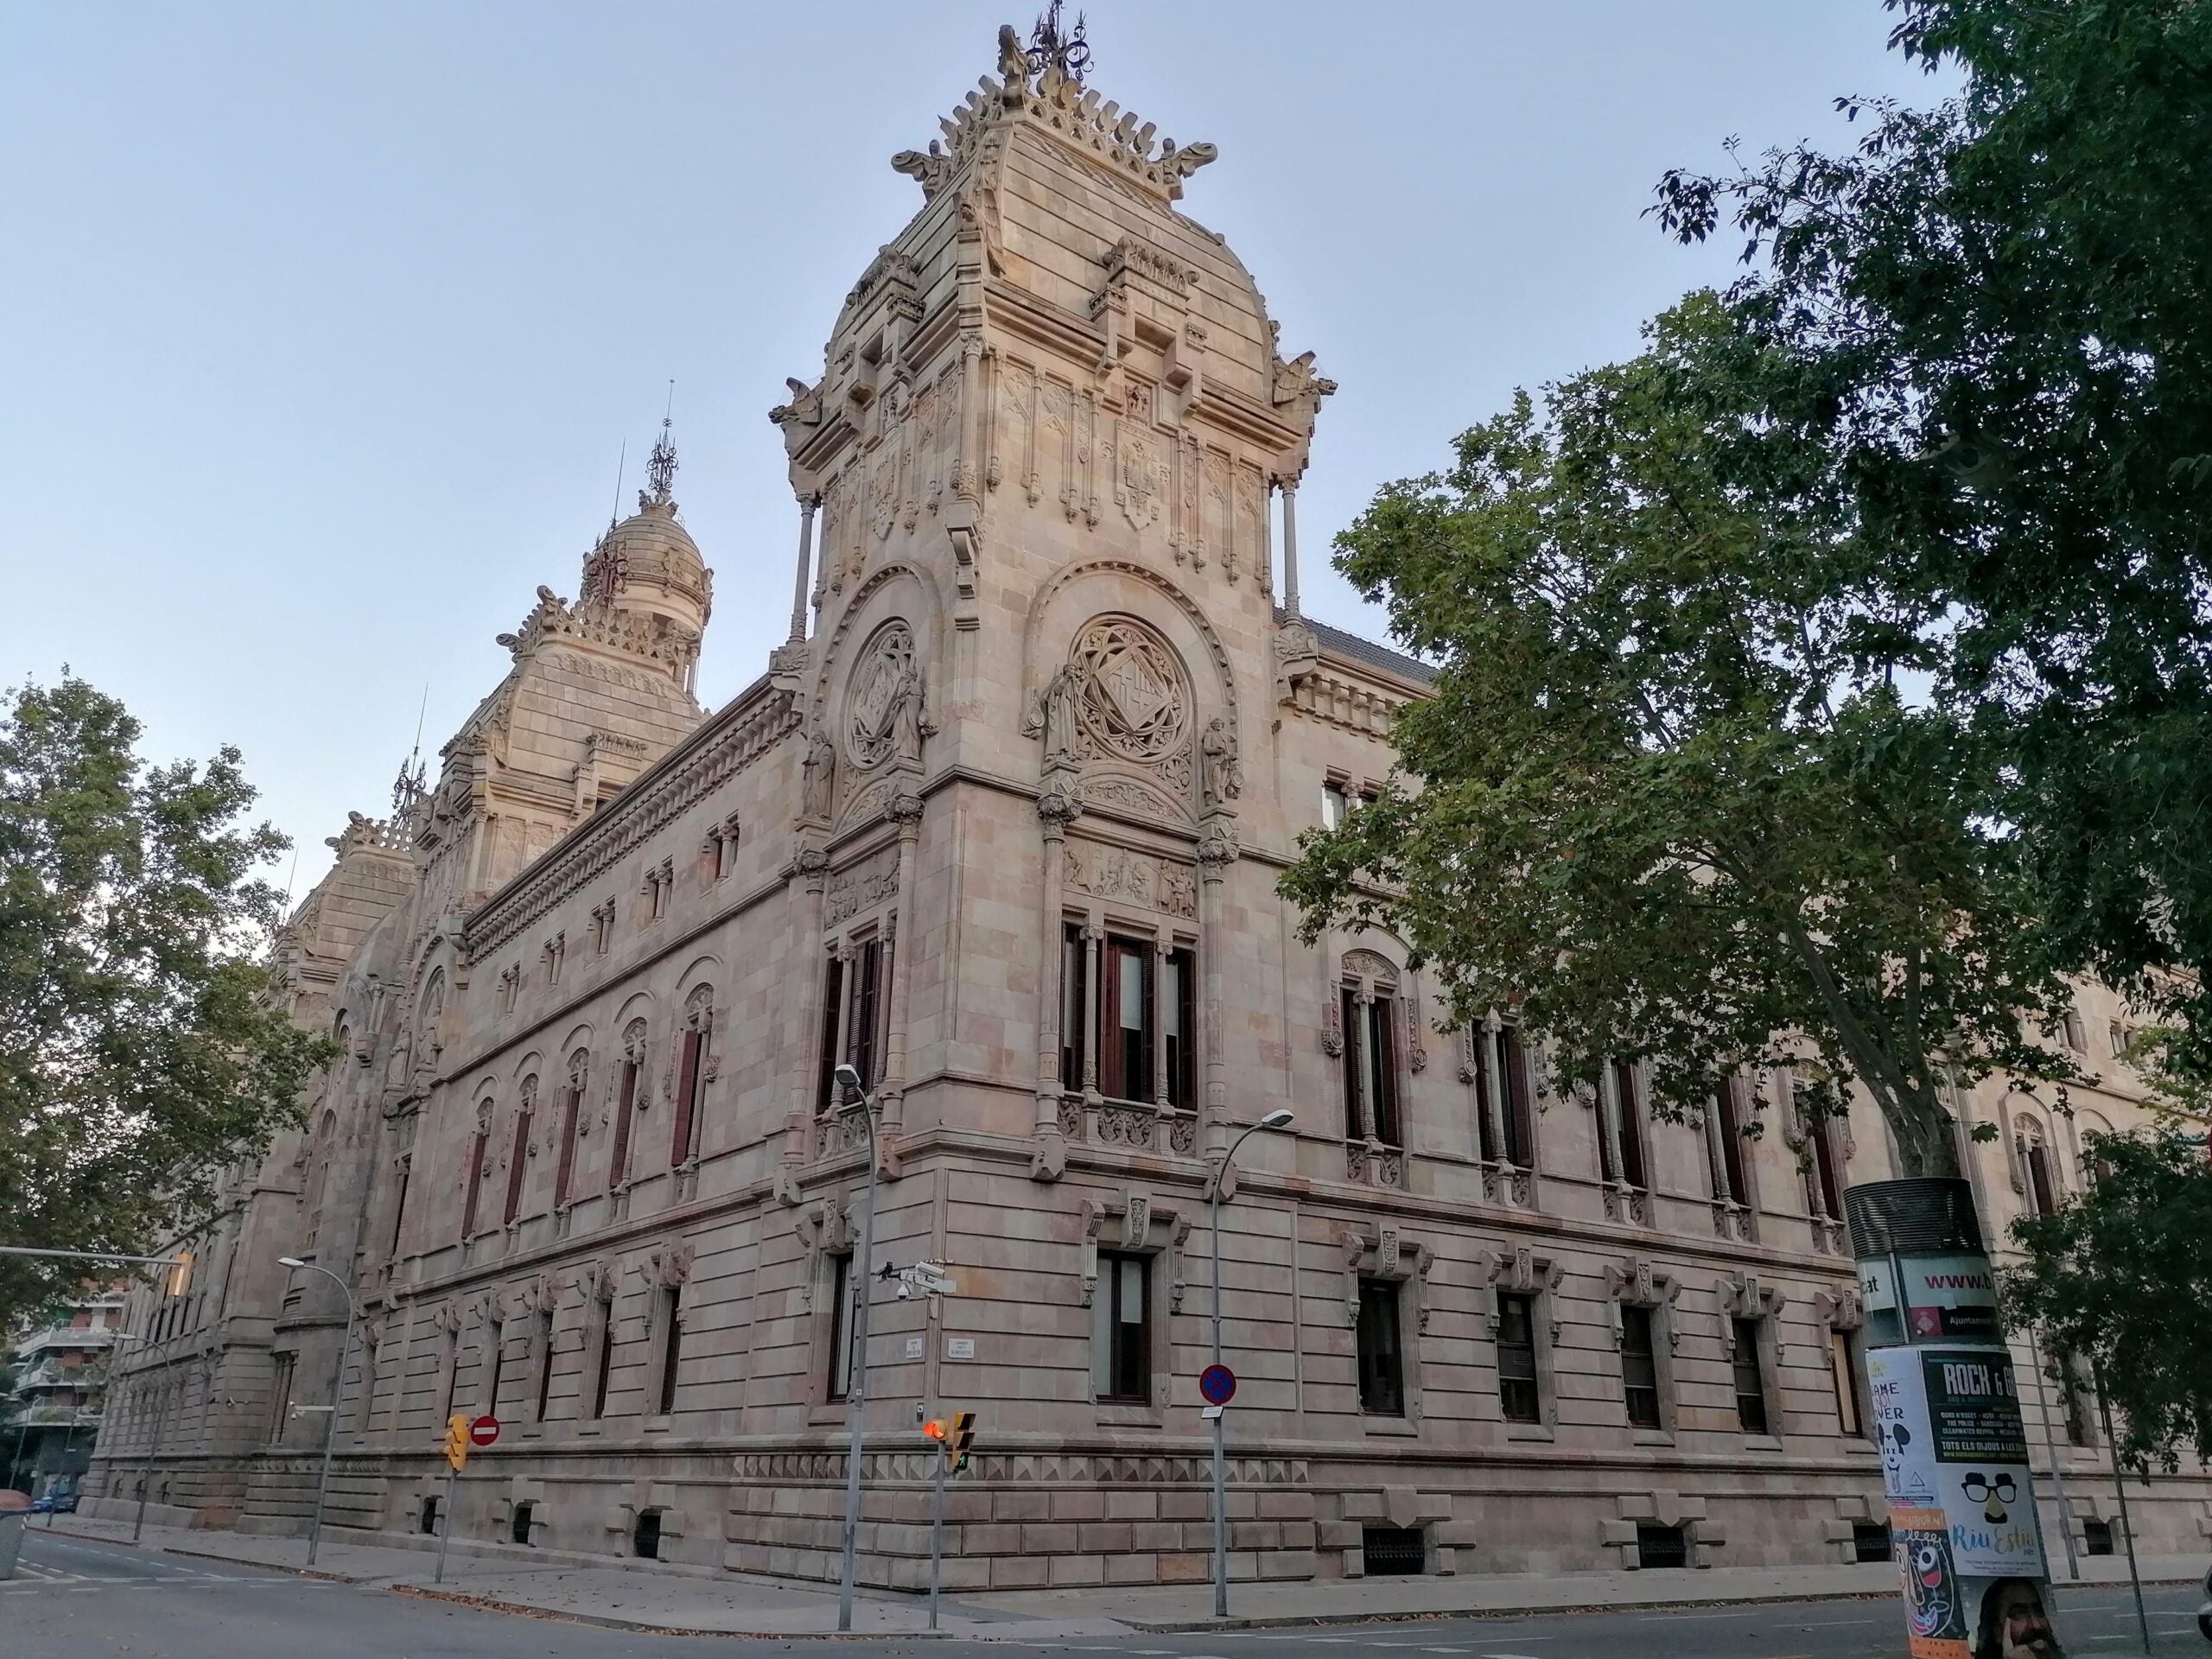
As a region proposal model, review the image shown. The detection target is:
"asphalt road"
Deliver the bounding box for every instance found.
[4,1531,2204,1659]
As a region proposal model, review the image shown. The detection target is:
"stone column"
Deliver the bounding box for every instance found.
[788,495,817,644]
[1480,1011,1509,1167]
[1198,817,1237,1159]
[1152,927,1172,1112]
[877,791,925,1156]
[1081,918,1103,1100]
[1032,778,1080,1180]
[781,846,830,1188]
[1350,981,1375,1144]
[1597,1061,1630,1186]
[1279,480,1301,620]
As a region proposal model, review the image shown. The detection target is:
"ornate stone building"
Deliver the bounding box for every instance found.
[89,26,2209,1586]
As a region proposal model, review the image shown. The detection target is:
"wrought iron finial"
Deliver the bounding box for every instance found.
[644,381,677,508]
[391,687,429,821]
[1026,2,1090,84]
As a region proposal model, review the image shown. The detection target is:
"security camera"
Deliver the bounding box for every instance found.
[896,1282,912,1300]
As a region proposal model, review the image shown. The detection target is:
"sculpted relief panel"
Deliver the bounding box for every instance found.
[1064,838,1197,919]
[824,845,899,928]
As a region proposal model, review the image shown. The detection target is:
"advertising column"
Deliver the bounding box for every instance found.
[1847,1179,2062,1659]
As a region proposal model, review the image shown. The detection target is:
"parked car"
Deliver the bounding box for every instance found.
[2197,1560,2211,1642]
[29,1491,77,1515]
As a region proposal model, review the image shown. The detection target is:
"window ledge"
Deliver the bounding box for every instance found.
[642,1414,674,1433]
[1095,1403,1164,1429]
[810,1402,849,1427]
[1363,1415,1418,1437]
[1631,1428,1675,1446]
[1742,1434,1784,1452]
[1505,1422,1556,1442]
[575,1424,603,1437]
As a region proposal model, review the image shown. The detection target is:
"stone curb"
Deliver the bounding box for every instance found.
[388,1580,953,1641]
[1123,1580,2202,1636]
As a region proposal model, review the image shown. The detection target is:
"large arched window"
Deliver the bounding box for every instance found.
[1338,950,1403,1147]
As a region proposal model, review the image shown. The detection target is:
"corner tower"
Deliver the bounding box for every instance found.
[769,21,1336,1182]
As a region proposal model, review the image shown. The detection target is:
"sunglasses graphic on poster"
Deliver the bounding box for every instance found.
[1868,1346,2063,1659]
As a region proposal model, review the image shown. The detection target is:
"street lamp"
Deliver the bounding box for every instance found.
[830,1062,878,1636]
[277,1257,360,1568]
[1208,1107,1294,1620]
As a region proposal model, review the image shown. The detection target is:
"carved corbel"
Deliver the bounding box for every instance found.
[1603,1256,1682,1350]
[1813,1282,1863,1332]
[649,1242,696,1288]
[1717,1269,1788,1356]
[1479,1245,1566,1343]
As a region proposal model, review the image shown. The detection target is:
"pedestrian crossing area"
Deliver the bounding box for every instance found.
[4,1559,333,1593]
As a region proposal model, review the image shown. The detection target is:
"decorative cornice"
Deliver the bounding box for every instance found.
[467,680,800,958]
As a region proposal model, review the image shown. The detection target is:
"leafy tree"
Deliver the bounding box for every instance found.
[0,677,329,1325]
[1280,294,2078,1178]
[2002,1128,2212,1472]
[1653,0,2212,1058]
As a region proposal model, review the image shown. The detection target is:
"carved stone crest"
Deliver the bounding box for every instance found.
[1114,419,1164,531]
[846,621,925,772]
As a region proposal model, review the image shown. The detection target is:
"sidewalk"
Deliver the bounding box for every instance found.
[46,1513,2206,1639]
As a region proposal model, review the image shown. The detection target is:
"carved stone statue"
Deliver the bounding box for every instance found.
[1200,716,1242,807]
[996,23,1030,94]
[1031,662,1085,770]
[888,664,925,766]
[800,729,836,821]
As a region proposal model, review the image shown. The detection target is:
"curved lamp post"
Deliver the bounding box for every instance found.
[277,1256,359,1568]
[830,1063,878,1636]
[1209,1107,1294,1619]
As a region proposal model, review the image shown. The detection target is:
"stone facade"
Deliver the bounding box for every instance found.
[89,26,2212,1585]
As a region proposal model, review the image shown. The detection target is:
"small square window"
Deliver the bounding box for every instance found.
[1731,1319,1769,1433]
[1356,1278,1405,1416]
[1496,1292,1541,1424]
[2082,1518,2114,1556]
[1321,781,1348,830]
[1853,1522,1892,1563]
[826,1255,855,1402]
[1620,1306,1662,1429]
[1092,1251,1150,1403]
[1637,1522,1688,1569]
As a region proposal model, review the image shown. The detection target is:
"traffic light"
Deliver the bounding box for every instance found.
[922,1418,948,1444]
[162,1252,194,1297]
[946,1409,976,1472]
[443,1413,471,1471]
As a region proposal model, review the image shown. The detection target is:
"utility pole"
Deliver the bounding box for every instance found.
[832,1064,880,1636]
[1206,1109,1293,1620]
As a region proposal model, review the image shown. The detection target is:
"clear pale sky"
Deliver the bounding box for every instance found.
[0,3,1949,904]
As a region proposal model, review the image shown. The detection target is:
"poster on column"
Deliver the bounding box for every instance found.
[1868,1345,2060,1659]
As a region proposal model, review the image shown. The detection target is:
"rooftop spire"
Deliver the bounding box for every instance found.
[643,380,677,509]
[1026,2,1090,85]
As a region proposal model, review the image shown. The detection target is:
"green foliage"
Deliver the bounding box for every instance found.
[0,676,331,1325]
[1654,0,2212,1060]
[1281,294,2079,1178]
[2002,1129,2212,1471]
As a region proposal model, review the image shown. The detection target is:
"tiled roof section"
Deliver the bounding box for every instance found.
[1276,608,1439,687]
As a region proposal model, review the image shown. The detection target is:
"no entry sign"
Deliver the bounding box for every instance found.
[469,1414,501,1447]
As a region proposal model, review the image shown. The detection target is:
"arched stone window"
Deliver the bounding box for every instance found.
[671,987,714,1168]
[2013,1112,2063,1217]
[503,1075,537,1228]
[553,1048,589,1209]
[607,1020,648,1192]
[1336,950,1403,1152]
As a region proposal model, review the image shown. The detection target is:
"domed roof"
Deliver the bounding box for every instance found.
[581,494,708,602]
[577,427,712,622]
